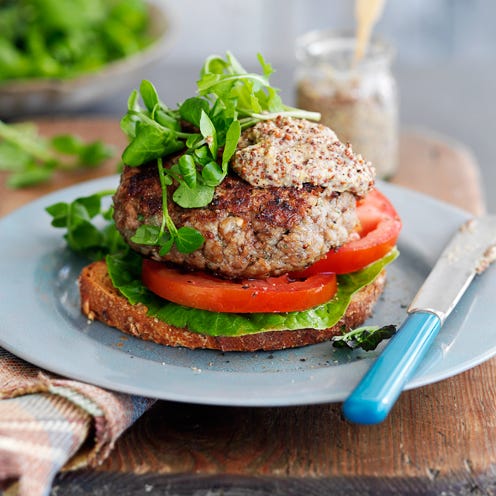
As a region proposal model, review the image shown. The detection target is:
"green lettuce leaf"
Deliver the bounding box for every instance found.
[106,249,398,337]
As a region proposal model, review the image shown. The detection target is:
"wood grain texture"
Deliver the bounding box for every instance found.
[1,119,491,495]
[53,360,496,494]
[91,357,496,481]
[393,129,486,216]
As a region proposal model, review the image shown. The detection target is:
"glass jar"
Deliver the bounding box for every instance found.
[295,30,399,180]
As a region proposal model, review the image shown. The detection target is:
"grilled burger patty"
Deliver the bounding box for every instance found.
[113,163,359,279]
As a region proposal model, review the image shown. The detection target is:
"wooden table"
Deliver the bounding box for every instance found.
[1,119,492,495]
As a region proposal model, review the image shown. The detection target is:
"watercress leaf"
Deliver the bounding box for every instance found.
[331,334,357,350]
[50,134,82,154]
[101,224,129,257]
[0,141,31,171]
[158,232,174,256]
[179,97,210,127]
[46,201,69,227]
[127,89,141,112]
[257,53,274,78]
[46,191,112,230]
[67,221,103,250]
[199,110,217,158]
[173,182,215,208]
[122,123,162,166]
[162,172,173,185]
[196,73,220,94]
[75,194,102,219]
[332,325,397,351]
[102,204,114,221]
[155,109,180,130]
[226,51,248,75]
[47,189,124,260]
[202,161,224,186]
[358,325,397,351]
[68,202,91,227]
[256,86,284,113]
[197,74,236,100]
[0,120,53,163]
[201,55,228,76]
[210,97,233,120]
[208,109,229,137]
[230,79,259,113]
[140,80,159,112]
[194,145,209,162]
[250,93,264,114]
[120,112,137,138]
[174,226,205,253]
[122,122,182,166]
[178,154,197,188]
[131,224,161,245]
[162,138,186,158]
[222,119,241,169]
[81,141,113,167]
[7,166,53,188]
[186,133,202,148]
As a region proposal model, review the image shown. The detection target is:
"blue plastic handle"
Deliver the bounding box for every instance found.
[342,311,442,425]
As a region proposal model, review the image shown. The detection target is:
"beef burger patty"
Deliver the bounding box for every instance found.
[113,163,359,279]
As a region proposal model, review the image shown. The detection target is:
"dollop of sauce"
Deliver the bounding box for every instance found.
[232,116,375,196]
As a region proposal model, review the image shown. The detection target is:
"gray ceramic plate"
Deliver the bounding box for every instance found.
[0,177,494,406]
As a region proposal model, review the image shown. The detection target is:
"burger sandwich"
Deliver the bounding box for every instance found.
[51,53,402,352]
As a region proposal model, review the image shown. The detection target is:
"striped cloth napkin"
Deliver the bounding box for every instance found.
[0,348,155,496]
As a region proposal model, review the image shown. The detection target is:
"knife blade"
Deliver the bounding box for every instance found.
[343,216,496,425]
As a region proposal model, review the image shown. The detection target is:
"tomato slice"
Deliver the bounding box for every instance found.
[142,259,337,313]
[293,189,401,276]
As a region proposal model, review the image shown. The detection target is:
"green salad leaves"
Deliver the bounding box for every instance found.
[0,0,152,81]
[46,191,126,261]
[120,52,320,255]
[0,120,114,188]
[332,325,397,351]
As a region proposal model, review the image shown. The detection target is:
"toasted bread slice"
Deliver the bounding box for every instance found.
[79,260,386,352]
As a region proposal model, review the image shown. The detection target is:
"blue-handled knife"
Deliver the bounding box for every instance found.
[343,216,496,425]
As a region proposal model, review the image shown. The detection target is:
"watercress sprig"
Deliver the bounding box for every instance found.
[0,120,114,188]
[332,325,397,351]
[130,157,205,255]
[45,190,127,261]
[119,52,321,256]
[197,52,320,129]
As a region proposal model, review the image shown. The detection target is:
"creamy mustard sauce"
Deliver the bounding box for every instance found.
[232,116,375,196]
